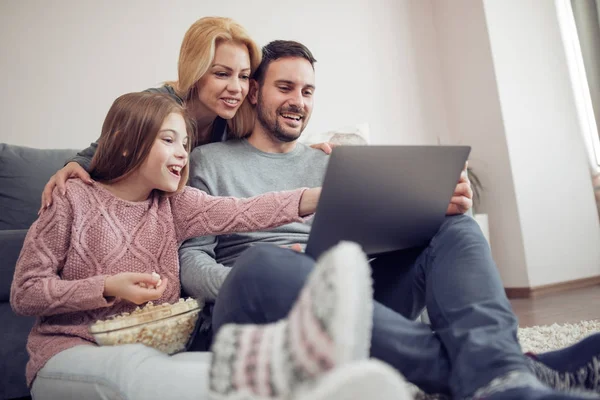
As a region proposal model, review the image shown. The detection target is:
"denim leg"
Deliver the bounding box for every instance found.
[370,246,428,320]
[369,301,452,394]
[422,214,527,398]
[212,244,314,330]
[369,246,456,395]
[212,244,452,395]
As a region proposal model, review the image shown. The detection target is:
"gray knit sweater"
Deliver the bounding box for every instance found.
[179,139,329,301]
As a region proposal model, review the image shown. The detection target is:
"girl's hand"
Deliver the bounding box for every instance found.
[104,272,168,305]
[40,162,93,213]
[285,243,304,252]
[299,187,321,216]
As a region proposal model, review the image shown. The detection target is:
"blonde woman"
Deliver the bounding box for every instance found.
[40,17,331,211]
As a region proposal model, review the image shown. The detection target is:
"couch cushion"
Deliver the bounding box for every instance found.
[0,303,35,399]
[0,143,78,230]
[0,229,27,302]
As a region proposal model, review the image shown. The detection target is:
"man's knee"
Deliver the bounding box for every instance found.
[436,214,486,246]
[224,245,312,296]
[229,245,292,287]
[215,245,313,328]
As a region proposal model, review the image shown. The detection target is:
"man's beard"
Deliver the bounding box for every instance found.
[256,93,303,143]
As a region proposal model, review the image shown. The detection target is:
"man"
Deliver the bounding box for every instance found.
[180,41,600,399]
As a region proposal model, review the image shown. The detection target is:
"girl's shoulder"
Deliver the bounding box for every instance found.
[168,186,199,202]
[39,179,91,219]
[166,186,207,210]
[63,179,103,197]
[60,178,95,200]
[62,180,152,209]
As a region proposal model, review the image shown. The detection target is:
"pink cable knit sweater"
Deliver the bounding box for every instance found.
[10,179,305,387]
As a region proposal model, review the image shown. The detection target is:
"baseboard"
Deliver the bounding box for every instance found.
[505,275,600,299]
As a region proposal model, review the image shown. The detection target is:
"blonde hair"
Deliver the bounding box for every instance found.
[169,17,261,139]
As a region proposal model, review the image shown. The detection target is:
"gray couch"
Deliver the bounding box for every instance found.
[0,143,77,400]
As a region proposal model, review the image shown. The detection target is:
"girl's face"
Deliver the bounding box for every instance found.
[139,112,189,193]
[195,41,251,120]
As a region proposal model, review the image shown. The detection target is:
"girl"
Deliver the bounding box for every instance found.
[40,16,333,211]
[11,92,410,400]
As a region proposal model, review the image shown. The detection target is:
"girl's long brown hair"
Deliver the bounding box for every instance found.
[89,92,195,194]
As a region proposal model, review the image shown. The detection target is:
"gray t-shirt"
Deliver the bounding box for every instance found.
[179,139,329,301]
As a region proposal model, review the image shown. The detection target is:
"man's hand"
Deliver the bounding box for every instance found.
[309,142,336,154]
[40,162,94,214]
[446,163,473,216]
[104,272,168,305]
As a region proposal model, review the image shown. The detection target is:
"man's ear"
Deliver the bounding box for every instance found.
[248,79,259,105]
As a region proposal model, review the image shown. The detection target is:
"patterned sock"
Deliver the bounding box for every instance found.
[471,371,600,400]
[208,241,373,399]
[526,332,600,393]
[294,359,412,400]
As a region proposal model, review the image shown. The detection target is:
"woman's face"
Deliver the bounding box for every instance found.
[195,41,251,120]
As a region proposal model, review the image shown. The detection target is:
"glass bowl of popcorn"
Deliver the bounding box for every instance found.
[89,297,204,355]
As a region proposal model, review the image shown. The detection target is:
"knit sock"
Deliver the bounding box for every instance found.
[294,359,412,400]
[526,332,600,393]
[471,371,600,400]
[208,241,373,399]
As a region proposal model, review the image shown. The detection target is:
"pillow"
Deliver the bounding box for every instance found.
[299,123,371,146]
[0,143,78,230]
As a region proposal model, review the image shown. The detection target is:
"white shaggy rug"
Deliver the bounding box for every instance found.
[518,320,600,353]
[410,320,600,400]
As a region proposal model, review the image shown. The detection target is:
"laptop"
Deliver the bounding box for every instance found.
[304,145,471,259]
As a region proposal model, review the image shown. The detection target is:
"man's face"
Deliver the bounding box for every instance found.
[253,57,315,142]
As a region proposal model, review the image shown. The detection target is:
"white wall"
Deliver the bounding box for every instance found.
[0,0,449,149]
[431,0,530,287]
[482,0,600,287]
[432,0,600,288]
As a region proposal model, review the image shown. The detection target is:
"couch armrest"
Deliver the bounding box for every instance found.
[0,230,27,302]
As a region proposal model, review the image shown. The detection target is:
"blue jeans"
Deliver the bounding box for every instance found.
[212,215,527,398]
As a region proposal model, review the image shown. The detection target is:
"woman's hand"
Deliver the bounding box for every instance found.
[104,272,168,305]
[309,142,335,154]
[40,162,93,213]
[299,187,321,216]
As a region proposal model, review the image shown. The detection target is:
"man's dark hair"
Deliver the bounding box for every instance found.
[253,40,317,85]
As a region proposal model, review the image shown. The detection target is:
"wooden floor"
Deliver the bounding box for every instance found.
[510,284,600,327]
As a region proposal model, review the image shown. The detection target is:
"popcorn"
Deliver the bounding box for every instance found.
[152,272,162,288]
[89,298,203,354]
[138,272,161,290]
